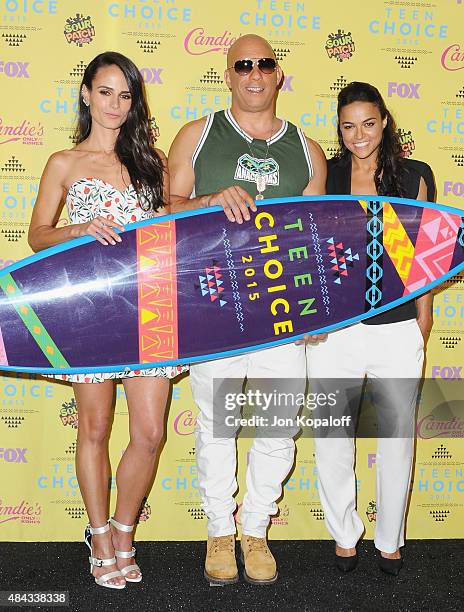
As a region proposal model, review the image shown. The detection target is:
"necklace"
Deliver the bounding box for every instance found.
[244,124,275,200]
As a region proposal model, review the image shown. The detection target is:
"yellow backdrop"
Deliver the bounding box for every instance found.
[0,0,463,541]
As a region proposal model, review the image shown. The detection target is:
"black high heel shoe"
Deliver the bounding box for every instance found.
[335,547,358,573]
[377,550,403,576]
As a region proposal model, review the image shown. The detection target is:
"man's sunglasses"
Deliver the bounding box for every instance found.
[229,57,277,76]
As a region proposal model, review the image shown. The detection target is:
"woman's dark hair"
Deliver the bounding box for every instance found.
[335,81,407,197]
[75,51,164,212]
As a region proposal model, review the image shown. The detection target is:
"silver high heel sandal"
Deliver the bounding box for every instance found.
[110,517,142,583]
[84,521,126,589]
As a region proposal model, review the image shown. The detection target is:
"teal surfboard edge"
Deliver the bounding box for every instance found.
[0,194,463,278]
[0,195,463,374]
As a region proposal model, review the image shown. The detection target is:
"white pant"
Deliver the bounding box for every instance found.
[306,320,424,553]
[190,342,306,538]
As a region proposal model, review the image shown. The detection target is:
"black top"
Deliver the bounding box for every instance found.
[403,158,436,203]
[326,155,436,325]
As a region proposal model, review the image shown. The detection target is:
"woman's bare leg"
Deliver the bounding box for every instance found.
[112,376,170,579]
[74,380,124,586]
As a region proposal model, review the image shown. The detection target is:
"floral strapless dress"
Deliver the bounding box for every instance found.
[47,177,188,384]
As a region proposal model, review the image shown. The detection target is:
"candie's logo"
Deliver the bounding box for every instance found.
[417,416,464,439]
[0,117,44,146]
[173,409,197,435]
[184,28,240,56]
[398,128,415,157]
[325,29,355,62]
[0,499,41,525]
[417,398,464,439]
[64,14,95,47]
[441,44,464,71]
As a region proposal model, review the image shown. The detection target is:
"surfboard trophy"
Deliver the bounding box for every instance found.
[0,195,463,375]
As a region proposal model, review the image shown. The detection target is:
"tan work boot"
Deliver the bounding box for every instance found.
[240,535,278,584]
[204,535,238,585]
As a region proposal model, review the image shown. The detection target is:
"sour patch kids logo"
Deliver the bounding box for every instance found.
[64,14,95,47]
[325,29,356,62]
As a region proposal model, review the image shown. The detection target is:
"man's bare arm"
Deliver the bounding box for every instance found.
[168,118,256,223]
[302,138,327,196]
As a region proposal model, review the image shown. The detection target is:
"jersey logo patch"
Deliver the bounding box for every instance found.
[234,154,280,186]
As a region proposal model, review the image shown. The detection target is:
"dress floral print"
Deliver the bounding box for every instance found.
[47,177,188,384]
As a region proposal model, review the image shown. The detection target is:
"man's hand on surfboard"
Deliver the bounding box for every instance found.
[206,186,257,224]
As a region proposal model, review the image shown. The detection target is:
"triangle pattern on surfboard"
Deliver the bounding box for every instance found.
[194,261,227,307]
[327,237,360,284]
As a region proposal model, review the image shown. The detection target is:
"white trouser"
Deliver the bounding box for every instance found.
[190,342,306,538]
[306,319,424,553]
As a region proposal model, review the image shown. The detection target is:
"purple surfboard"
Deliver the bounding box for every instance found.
[0,195,463,374]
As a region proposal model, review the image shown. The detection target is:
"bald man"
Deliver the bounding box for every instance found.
[169,34,326,585]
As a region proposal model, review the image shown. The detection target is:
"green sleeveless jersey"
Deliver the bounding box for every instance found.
[193,109,313,199]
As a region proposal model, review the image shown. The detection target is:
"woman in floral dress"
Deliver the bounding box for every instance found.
[28,51,187,589]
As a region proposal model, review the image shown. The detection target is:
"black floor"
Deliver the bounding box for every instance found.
[0,540,462,612]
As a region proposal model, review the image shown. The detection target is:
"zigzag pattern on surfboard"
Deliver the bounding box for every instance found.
[222,228,244,333]
[357,201,463,298]
[382,202,415,284]
[307,212,330,317]
[359,199,414,288]
[137,221,179,361]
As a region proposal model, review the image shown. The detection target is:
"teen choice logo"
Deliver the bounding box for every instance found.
[325,29,356,62]
[64,14,96,47]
